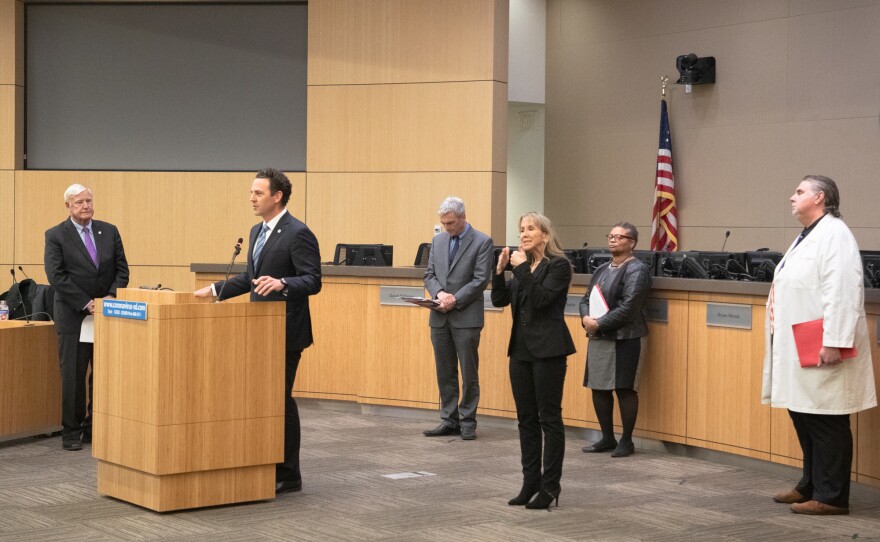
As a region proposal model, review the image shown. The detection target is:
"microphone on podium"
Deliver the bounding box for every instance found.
[17,266,30,281]
[216,238,244,303]
[720,230,731,252]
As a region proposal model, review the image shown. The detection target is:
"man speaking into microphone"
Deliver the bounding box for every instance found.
[45,184,129,451]
[195,168,321,495]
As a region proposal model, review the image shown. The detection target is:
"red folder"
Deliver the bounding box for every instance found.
[791,318,858,367]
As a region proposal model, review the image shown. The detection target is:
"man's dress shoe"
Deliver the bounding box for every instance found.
[460,427,476,440]
[275,480,303,494]
[772,488,807,504]
[62,441,83,451]
[423,424,460,437]
[790,500,849,515]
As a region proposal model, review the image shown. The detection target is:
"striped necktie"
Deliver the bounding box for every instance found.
[253,224,270,267]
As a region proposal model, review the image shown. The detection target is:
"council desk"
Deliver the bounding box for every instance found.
[192,263,880,489]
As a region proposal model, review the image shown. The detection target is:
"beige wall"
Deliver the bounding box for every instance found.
[545,0,880,252]
[0,1,509,291]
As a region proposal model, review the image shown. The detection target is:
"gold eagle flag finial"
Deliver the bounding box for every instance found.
[660,75,669,99]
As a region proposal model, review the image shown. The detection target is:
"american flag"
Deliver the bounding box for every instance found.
[650,98,678,251]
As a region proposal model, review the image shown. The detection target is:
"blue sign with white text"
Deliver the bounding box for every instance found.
[103,300,148,321]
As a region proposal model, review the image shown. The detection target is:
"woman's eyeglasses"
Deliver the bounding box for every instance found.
[606,234,634,241]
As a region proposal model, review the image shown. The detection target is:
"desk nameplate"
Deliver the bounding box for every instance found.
[379,286,427,307]
[706,302,751,330]
[645,299,669,323]
[564,295,582,317]
[483,290,501,312]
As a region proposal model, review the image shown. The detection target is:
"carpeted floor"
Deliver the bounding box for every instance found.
[2,401,880,541]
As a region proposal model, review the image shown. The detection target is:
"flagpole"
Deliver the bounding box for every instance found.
[651,75,678,252]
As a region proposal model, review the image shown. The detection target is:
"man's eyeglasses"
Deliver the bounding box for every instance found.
[606,234,633,241]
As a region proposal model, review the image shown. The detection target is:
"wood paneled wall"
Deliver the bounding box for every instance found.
[306,172,506,261]
[0,1,22,272]
[308,0,506,85]
[307,0,508,261]
[546,0,880,253]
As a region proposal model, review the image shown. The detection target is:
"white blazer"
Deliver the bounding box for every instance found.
[761,215,876,414]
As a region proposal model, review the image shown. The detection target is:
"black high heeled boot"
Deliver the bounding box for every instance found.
[508,483,540,506]
[525,487,561,509]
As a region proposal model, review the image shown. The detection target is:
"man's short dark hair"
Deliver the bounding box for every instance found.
[256,168,292,207]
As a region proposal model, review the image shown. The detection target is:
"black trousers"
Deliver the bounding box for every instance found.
[788,410,853,508]
[57,334,93,444]
[509,356,567,492]
[276,350,303,483]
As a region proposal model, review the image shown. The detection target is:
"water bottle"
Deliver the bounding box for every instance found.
[0,299,8,321]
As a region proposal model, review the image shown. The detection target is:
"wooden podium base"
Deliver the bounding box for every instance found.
[94,290,285,512]
[97,461,275,512]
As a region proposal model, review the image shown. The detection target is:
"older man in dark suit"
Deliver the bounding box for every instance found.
[423,197,493,440]
[195,168,321,494]
[45,184,129,451]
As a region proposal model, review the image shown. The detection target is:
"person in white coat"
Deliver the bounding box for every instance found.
[763,175,876,515]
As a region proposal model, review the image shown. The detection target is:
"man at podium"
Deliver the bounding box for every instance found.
[195,168,322,494]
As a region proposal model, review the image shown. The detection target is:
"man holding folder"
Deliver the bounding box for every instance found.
[762,175,876,515]
[422,197,493,440]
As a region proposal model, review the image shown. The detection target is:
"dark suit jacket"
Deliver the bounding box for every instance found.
[423,225,493,328]
[44,219,130,334]
[214,211,321,353]
[491,255,576,359]
[579,259,652,341]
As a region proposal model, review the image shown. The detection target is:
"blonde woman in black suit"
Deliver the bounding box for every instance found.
[492,212,576,509]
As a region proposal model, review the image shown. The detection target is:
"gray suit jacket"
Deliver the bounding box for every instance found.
[423,225,493,328]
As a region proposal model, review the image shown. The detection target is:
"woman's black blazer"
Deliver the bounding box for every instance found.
[491,255,577,359]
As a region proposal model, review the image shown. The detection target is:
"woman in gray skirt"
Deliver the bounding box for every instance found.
[579,222,652,457]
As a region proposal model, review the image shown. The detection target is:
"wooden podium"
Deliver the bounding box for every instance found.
[92,289,285,512]
[0,321,60,442]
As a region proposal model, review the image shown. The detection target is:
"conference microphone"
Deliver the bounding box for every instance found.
[720,230,731,252]
[582,241,589,248]
[9,268,15,285]
[216,238,243,303]
[17,266,30,281]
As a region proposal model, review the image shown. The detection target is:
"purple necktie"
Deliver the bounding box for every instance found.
[83,227,99,268]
